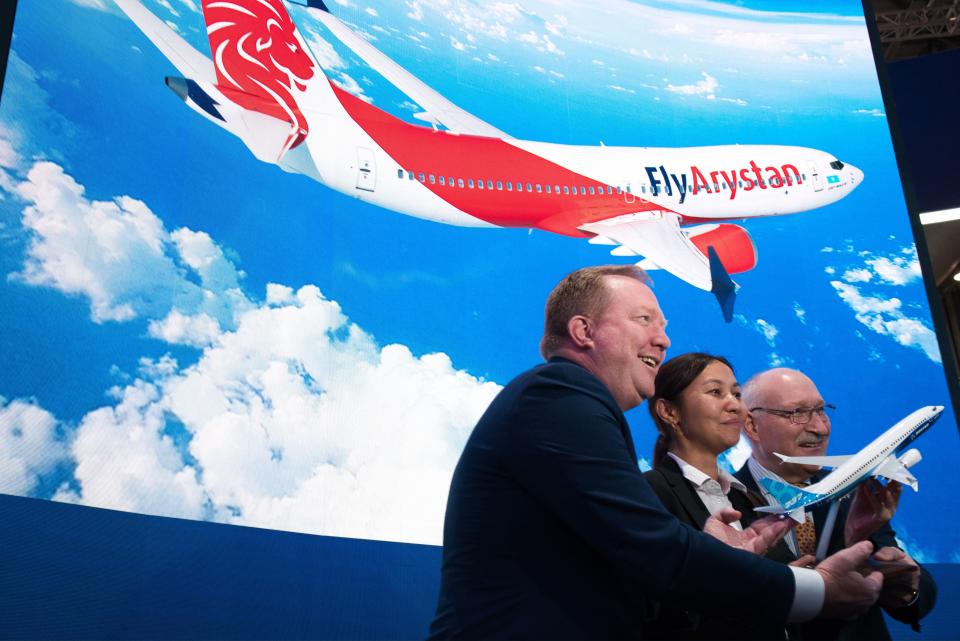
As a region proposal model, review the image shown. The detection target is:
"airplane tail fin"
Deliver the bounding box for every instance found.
[707,246,736,323]
[756,476,818,522]
[199,0,337,157]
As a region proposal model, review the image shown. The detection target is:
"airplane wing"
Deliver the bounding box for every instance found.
[773,452,853,469]
[114,0,216,84]
[303,1,510,138]
[873,455,919,491]
[580,212,738,321]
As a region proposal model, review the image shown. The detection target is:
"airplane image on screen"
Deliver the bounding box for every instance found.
[114,0,864,320]
[755,405,943,524]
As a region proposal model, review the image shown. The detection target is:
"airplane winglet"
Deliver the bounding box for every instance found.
[707,245,736,323]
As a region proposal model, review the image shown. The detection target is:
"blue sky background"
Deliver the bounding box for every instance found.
[0,0,957,559]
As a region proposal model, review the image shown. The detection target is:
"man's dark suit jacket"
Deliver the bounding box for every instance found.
[735,463,937,641]
[643,455,792,640]
[429,359,795,640]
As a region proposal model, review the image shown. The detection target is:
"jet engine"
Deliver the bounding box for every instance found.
[686,223,757,274]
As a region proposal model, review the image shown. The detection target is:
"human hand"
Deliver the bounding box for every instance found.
[844,479,901,545]
[789,554,816,569]
[703,508,791,556]
[817,540,883,619]
[872,547,921,609]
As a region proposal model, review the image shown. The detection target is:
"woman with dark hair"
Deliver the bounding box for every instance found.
[642,353,798,640]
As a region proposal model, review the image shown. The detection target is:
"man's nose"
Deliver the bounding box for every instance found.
[653,324,670,350]
[806,413,830,434]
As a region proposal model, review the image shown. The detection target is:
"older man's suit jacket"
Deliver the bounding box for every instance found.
[735,463,937,641]
[429,359,796,640]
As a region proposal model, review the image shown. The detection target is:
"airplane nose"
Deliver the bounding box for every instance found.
[849,165,864,189]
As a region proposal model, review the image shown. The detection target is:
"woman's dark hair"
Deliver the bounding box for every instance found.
[648,352,734,467]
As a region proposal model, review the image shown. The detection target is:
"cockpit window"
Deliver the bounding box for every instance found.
[829,160,845,170]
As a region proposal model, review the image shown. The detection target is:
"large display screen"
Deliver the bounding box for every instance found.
[0,0,956,565]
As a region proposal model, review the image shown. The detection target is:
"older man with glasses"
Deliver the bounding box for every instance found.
[738,368,937,640]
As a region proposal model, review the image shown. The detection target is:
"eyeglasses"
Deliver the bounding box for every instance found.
[749,404,835,425]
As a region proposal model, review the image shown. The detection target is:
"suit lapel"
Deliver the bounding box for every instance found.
[734,462,798,563]
[658,456,713,528]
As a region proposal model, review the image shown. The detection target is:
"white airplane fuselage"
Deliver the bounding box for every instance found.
[285,86,864,237]
[119,0,865,301]
[806,406,940,500]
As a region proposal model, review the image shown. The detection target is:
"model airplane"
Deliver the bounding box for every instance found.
[113,0,864,320]
[755,405,943,523]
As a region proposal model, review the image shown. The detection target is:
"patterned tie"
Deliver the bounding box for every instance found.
[795,512,816,557]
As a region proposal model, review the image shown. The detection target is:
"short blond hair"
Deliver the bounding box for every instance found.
[540,265,650,359]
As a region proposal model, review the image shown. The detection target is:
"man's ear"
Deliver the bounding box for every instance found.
[566,315,593,348]
[654,398,679,427]
[742,412,761,444]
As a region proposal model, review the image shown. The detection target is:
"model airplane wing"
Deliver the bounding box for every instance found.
[303,1,510,138]
[773,453,853,469]
[873,454,919,491]
[580,212,738,320]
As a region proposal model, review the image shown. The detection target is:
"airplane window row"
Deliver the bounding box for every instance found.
[396,169,809,196]
[396,169,623,196]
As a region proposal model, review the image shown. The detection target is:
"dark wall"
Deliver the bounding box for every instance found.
[0,494,441,640]
[886,48,960,215]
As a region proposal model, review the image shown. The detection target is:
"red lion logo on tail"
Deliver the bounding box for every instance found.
[203,0,316,154]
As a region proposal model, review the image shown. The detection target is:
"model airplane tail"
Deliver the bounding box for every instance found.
[755,477,818,522]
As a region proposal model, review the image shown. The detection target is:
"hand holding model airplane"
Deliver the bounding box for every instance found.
[112,0,865,320]
[755,405,943,524]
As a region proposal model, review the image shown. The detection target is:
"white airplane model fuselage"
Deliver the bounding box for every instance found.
[113,0,864,319]
[756,405,943,522]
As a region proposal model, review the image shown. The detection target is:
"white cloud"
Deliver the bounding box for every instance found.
[830,281,941,363]
[147,310,222,347]
[735,316,788,367]
[301,28,371,101]
[10,161,250,325]
[68,0,109,9]
[516,31,565,55]
[756,318,778,345]
[365,7,378,17]
[852,108,885,117]
[0,132,21,170]
[627,47,670,62]
[607,85,636,94]
[0,398,69,495]
[56,378,209,520]
[793,302,807,325]
[406,0,423,22]
[3,155,501,545]
[54,285,500,544]
[157,0,180,17]
[866,254,921,286]
[450,36,468,52]
[842,267,873,283]
[666,71,719,97]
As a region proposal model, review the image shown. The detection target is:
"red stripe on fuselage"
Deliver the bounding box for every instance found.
[330,86,678,236]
